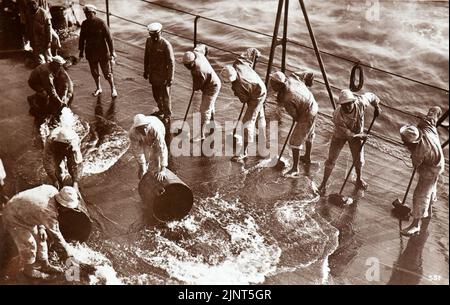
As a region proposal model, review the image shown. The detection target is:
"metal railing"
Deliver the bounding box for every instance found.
[85,0,449,133]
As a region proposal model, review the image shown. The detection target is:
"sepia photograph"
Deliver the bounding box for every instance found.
[0,0,448,290]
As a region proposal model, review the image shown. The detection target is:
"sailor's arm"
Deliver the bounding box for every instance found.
[45,219,72,258]
[78,22,86,58]
[129,132,147,178]
[360,92,381,116]
[154,134,169,182]
[333,110,357,140]
[143,38,150,79]
[165,40,175,86]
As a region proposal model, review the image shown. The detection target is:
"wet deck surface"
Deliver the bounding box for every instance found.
[0,36,448,285]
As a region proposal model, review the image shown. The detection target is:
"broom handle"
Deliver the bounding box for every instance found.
[232,103,246,137]
[180,89,195,129]
[338,113,378,195]
[401,167,417,204]
[277,120,296,164]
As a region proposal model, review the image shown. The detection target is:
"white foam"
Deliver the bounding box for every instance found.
[129,195,282,285]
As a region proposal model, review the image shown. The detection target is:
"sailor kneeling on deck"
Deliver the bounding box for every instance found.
[318,89,381,193]
[28,56,73,118]
[43,126,83,191]
[270,71,318,176]
[220,48,267,162]
[2,185,78,279]
[129,114,169,182]
[399,106,445,237]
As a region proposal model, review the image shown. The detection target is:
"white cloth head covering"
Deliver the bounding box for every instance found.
[400,125,421,144]
[337,89,357,105]
[55,186,79,209]
[270,71,286,84]
[51,55,66,65]
[83,4,97,12]
[182,51,196,64]
[132,114,153,129]
[240,47,261,62]
[220,65,237,83]
[147,22,162,33]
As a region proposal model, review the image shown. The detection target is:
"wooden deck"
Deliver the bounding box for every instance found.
[0,36,448,285]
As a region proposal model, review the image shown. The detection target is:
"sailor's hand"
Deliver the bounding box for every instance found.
[166,79,173,87]
[138,165,147,179]
[79,52,84,60]
[353,133,368,140]
[143,72,149,80]
[156,167,168,182]
[38,227,47,241]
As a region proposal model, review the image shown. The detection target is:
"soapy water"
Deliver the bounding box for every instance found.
[62,157,338,285]
[75,189,337,285]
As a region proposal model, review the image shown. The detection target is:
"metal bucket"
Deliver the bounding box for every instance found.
[138,169,193,222]
[58,191,92,242]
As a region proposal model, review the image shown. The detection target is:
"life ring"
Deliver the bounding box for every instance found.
[349,63,364,92]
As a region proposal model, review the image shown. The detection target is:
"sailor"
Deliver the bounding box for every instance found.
[2,185,77,279]
[43,126,83,190]
[129,114,168,182]
[318,89,381,193]
[28,0,53,64]
[182,44,221,141]
[79,4,118,98]
[220,48,266,162]
[270,70,318,176]
[143,22,175,123]
[28,56,70,117]
[399,106,444,236]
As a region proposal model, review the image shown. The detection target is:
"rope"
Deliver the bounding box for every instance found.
[349,63,364,92]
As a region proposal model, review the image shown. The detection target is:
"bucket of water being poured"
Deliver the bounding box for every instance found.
[58,191,92,242]
[138,169,193,222]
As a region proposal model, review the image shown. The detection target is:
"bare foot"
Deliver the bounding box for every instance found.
[92,89,102,97]
[285,168,300,178]
[355,179,368,190]
[231,154,247,163]
[400,224,421,237]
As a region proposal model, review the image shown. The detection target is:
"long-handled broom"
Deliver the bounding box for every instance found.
[328,113,378,205]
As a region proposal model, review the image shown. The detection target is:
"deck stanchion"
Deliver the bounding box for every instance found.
[194,16,201,47]
[281,0,289,73]
[264,0,285,88]
[299,0,335,109]
[105,0,110,27]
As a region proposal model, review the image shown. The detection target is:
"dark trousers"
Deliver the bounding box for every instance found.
[152,84,172,117]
